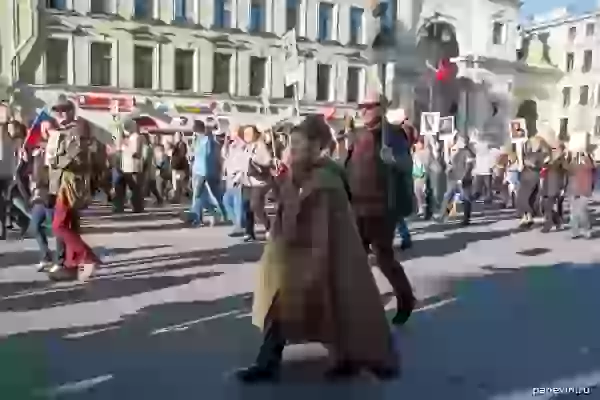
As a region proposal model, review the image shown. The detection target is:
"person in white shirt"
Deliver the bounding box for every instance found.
[115,122,144,213]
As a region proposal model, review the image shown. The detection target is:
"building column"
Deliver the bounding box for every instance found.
[303,58,317,101]
[160,43,175,91]
[237,0,250,31]
[270,52,285,98]
[198,40,214,93]
[117,40,134,89]
[199,0,215,27]
[236,50,250,97]
[73,36,89,86]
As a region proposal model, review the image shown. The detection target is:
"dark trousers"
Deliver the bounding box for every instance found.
[254,319,286,369]
[242,185,271,237]
[516,169,539,217]
[0,178,9,239]
[145,179,163,204]
[473,174,493,202]
[356,215,414,307]
[114,172,144,212]
[542,195,563,229]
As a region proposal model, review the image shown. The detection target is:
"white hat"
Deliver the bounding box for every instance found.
[386,108,406,124]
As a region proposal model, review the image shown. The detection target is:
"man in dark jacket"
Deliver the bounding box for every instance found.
[345,93,415,325]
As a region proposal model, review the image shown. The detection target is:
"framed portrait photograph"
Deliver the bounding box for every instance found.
[420,112,440,136]
[438,116,454,140]
[509,118,527,142]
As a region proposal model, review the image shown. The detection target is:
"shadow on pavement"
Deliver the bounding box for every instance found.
[0,245,173,271]
[102,242,264,271]
[398,227,518,261]
[1,263,599,399]
[0,271,223,312]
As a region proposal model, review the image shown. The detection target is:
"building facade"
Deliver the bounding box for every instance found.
[523,7,600,141]
[1,0,560,147]
[4,0,381,140]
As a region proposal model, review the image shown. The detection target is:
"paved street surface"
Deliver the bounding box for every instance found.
[1,202,600,399]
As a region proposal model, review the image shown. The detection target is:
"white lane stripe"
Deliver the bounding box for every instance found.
[150,309,242,335]
[63,326,121,339]
[34,374,114,397]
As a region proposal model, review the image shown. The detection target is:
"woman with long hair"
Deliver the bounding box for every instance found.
[50,170,100,281]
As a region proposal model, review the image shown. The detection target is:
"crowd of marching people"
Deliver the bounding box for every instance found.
[0,90,597,380]
[0,92,597,274]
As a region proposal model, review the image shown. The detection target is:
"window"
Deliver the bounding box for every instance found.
[46,0,66,10]
[133,46,154,89]
[347,67,360,103]
[568,26,576,41]
[213,53,231,94]
[90,42,112,86]
[249,56,267,96]
[249,0,265,33]
[286,0,298,31]
[284,84,294,99]
[45,38,69,84]
[214,0,232,29]
[349,7,363,45]
[90,0,109,13]
[316,63,331,101]
[174,0,187,22]
[380,0,396,31]
[583,50,593,73]
[579,85,589,105]
[559,118,568,139]
[318,3,334,41]
[565,52,574,72]
[586,23,595,37]
[562,87,571,108]
[175,49,194,91]
[595,116,600,136]
[134,0,153,19]
[492,22,505,45]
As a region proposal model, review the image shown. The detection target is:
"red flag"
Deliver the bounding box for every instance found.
[435,58,452,82]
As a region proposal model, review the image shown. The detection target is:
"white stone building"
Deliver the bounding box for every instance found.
[2,0,380,141]
[523,7,600,142]
[0,0,560,147]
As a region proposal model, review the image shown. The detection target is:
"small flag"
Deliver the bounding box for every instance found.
[24,110,54,149]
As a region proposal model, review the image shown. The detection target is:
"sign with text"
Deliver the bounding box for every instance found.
[76,94,134,112]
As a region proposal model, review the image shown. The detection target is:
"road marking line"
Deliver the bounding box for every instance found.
[63,326,121,339]
[150,309,242,335]
[33,374,114,397]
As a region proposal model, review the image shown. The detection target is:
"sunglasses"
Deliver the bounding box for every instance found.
[358,102,381,110]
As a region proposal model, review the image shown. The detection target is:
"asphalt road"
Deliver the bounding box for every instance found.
[0,202,599,399]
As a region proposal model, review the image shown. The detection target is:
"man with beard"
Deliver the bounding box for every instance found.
[345,92,415,325]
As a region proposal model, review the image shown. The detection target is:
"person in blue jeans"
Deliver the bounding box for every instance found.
[221,127,248,236]
[187,120,227,226]
[396,218,412,250]
[29,201,54,270]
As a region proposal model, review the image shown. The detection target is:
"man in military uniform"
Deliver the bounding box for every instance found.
[46,96,90,281]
